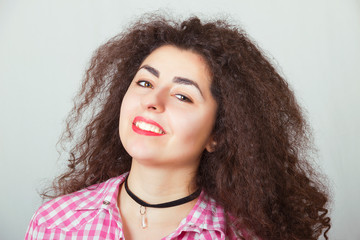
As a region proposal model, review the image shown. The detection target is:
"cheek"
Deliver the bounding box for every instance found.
[119,95,128,124]
[171,109,214,146]
[119,92,135,136]
[120,89,138,116]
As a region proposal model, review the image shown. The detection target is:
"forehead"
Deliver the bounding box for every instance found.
[140,45,212,82]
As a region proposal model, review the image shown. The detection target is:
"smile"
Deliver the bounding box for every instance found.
[135,121,165,134]
[132,116,166,136]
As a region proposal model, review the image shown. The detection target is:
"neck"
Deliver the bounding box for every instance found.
[125,159,199,204]
[118,159,201,233]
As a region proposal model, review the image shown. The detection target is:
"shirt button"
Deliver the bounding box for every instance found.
[103,200,110,205]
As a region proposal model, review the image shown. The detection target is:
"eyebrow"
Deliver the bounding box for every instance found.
[139,64,204,97]
[139,65,159,78]
[173,77,203,97]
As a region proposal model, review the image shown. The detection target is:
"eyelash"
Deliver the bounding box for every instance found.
[175,94,192,103]
[136,80,193,103]
[136,80,153,88]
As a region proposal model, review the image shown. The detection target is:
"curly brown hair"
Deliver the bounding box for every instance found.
[45,15,331,239]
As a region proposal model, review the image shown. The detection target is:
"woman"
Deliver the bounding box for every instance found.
[26,15,331,239]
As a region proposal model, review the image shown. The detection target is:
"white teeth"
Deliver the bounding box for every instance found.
[135,121,164,134]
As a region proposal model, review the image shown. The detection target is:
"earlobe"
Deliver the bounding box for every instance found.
[205,139,217,153]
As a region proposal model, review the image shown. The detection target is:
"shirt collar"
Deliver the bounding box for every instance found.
[184,190,226,233]
[73,172,226,236]
[73,172,128,211]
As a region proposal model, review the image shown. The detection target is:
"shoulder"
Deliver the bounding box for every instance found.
[27,173,126,231]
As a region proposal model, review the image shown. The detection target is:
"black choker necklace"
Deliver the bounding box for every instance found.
[124,176,201,228]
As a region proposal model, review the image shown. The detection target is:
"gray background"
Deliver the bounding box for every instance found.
[1,0,359,239]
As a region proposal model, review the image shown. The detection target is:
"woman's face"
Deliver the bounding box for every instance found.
[119,45,217,168]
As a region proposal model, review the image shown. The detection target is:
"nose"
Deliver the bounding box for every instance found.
[141,88,166,113]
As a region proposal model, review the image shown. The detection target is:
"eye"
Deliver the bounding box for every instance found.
[175,94,193,103]
[136,80,153,88]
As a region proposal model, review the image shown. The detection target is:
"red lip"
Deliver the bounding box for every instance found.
[132,116,166,136]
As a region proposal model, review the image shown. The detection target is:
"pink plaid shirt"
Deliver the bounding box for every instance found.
[25,173,240,239]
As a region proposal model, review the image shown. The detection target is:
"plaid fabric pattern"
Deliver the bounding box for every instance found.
[25,173,239,239]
